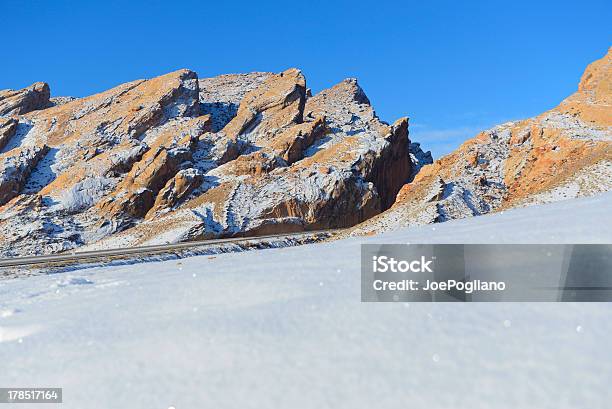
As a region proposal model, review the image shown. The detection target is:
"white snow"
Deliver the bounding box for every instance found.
[56,176,115,213]
[21,147,60,194]
[1,193,611,408]
[199,72,273,132]
[0,120,36,153]
[541,111,612,141]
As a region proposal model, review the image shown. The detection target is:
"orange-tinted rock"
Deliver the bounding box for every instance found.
[555,47,612,126]
[0,144,49,205]
[222,68,306,142]
[577,47,611,104]
[98,115,211,219]
[146,168,204,219]
[361,117,411,209]
[0,82,50,116]
[0,118,18,150]
[199,72,273,131]
[24,69,200,147]
[351,48,612,237]
[267,116,327,164]
[219,151,283,176]
[0,70,204,254]
[83,74,414,248]
[0,67,416,254]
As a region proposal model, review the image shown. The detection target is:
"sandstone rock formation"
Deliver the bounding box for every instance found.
[4,48,607,255]
[89,73,413,246]
[0,82,50,116]
[351,47,612,236]
[0,118,18,150]
[0,67,416,255]
[199,72,272,132]
[0,145,49,205]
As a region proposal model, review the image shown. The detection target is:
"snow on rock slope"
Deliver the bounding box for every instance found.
[351,47,612,236]
[0,82,50,116]
[0,69,416,256]
[0,193,611,409]
[408,141,433,181]
[199,72,273,132]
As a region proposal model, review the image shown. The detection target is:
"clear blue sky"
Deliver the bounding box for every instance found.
[1,0,610,157]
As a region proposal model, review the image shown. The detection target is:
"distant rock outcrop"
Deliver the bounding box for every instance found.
[351,47,612,236]
[7,48,605,254]
[0,145,49,205]
[91,72,413,245]
[0,82,50,116]
[199,72,272,132]
[0,68,416,255]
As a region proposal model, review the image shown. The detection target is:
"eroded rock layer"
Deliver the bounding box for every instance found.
[0,68,415,255]
[0,82,50,116]
[351,47,612,236]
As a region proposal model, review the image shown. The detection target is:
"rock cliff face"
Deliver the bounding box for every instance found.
[4,49,607,254]
[0,82,50,116]
[199,72,273,132]
[351,48,612,236]
[0,68,415,255]
[0,118,18,150]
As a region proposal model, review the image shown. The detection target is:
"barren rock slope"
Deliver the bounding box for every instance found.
[352,47,612,235]
[0,69,418,255]
[0,82,50,116]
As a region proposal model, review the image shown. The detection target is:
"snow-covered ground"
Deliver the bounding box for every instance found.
[1,193,612,408]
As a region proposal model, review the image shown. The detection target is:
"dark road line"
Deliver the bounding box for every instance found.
[0,230,339,268]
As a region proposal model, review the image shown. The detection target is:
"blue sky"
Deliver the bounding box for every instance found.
[1,0,610,157]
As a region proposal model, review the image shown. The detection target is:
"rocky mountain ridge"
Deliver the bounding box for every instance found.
[351,47,612,236]
[1,48,609,256]
[0,68,429,255]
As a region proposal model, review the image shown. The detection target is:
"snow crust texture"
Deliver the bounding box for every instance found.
[1,193,611,408]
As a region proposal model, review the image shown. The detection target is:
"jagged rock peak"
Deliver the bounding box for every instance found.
[222,68,307,141]
[577,47,611,99]
[350,47,612,237]
[0,82,51,116]
[556,47,611,126]
[199,72,273,132]
[0,67,421,256]
[311,78,371,106]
